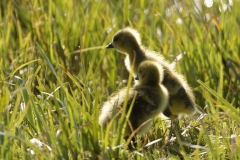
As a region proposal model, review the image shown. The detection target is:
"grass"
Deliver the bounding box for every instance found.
[0,0,240,159]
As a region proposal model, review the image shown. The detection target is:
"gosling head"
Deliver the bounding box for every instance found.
[106,28,141,54]
[136,61,162,86]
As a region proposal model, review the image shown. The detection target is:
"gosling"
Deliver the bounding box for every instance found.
[99,61,169,147]
[106,27,196,119]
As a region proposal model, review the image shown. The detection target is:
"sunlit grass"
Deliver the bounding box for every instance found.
[0,0,240,159]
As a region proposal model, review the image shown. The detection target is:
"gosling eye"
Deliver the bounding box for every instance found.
[113,37,119,42]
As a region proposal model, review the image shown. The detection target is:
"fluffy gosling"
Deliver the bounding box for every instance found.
[106,27,196,119]
[99,61,169,147]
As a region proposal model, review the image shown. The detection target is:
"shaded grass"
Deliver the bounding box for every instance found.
[0,0,240,159]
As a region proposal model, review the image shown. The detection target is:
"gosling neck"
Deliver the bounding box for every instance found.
[127,46,146,73]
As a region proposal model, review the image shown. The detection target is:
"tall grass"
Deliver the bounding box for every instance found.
[0,0,239,159]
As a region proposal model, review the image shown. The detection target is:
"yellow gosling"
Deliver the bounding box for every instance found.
[99,61,169,147]
[106,27,196,119]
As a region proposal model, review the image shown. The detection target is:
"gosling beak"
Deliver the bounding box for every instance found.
[135,76,139,80]
[106,42,114,48]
